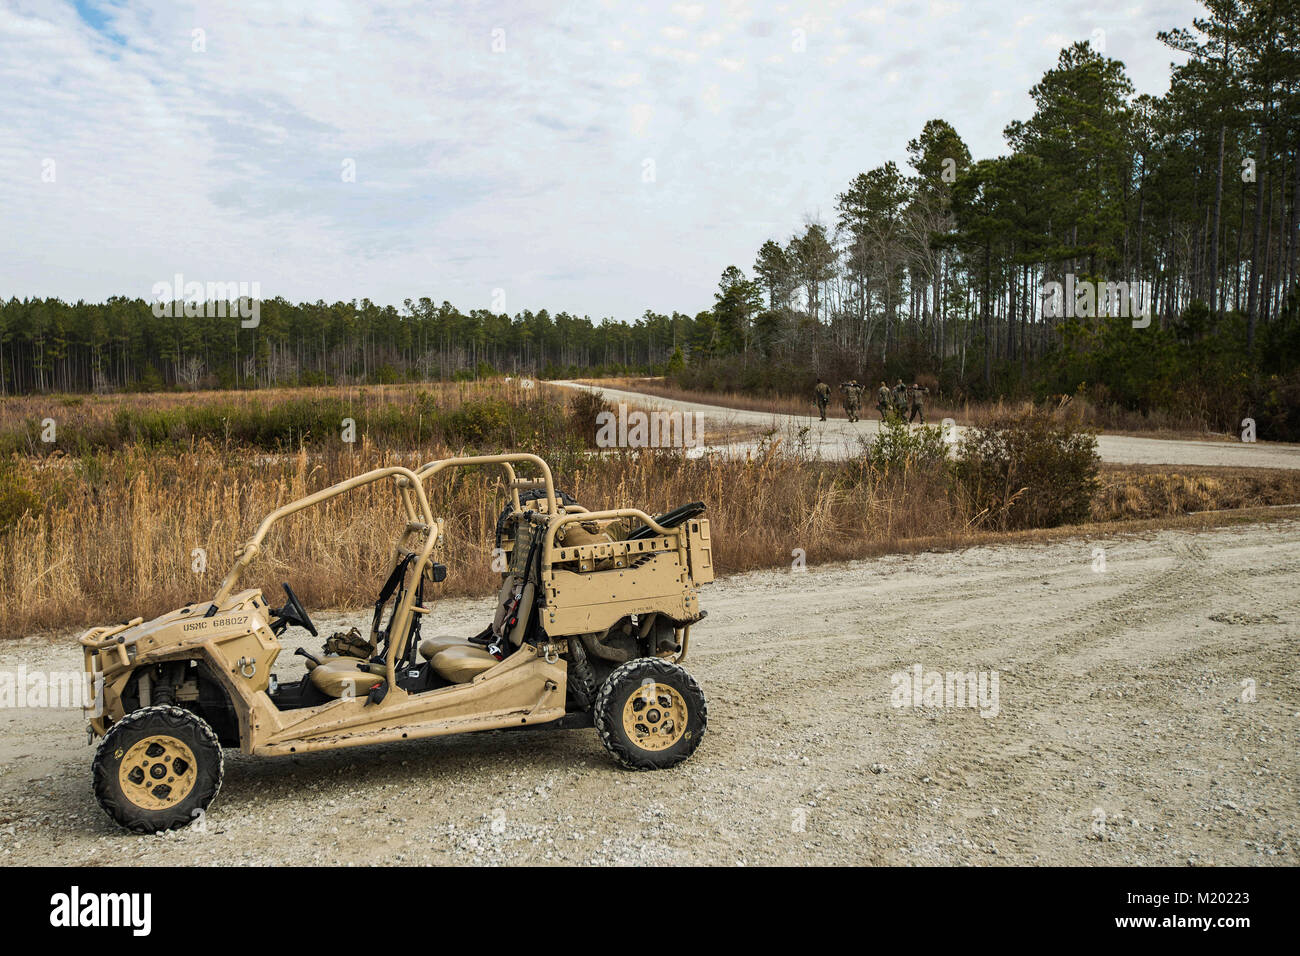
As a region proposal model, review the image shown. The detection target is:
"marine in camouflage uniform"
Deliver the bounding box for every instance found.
[841,381,863,422]
[876,382,891,420]
[906,383,928,424]
[814,379,831,421]
[892,379,908,415]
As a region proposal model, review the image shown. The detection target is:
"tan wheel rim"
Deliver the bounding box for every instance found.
[622,681,689,751]
[117,735,198,811]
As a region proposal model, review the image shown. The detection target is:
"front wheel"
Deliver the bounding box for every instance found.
[593,658,707,770]
[92,705,224,833]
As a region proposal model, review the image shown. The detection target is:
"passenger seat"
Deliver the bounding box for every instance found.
[419,573,534,683]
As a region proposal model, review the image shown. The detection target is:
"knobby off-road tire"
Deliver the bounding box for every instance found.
[594,658,707,770]
[565,635,598,711]
[92,705,224,834]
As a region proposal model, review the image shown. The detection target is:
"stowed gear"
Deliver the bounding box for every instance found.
[494,487,578,550]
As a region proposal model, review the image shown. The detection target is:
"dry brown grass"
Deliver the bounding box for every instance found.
[0,445,963,638]
[960,395,1237,442]
[5,442,1297,639]
[0,379,535,435]
[1093,464,1300,519]
[4,383,1298,639]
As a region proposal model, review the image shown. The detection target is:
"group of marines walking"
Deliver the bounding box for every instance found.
[814,378,928,424]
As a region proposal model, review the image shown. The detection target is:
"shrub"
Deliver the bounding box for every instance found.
[445,400,512,445]
[567,389,613,446]
[954,410,1099,529]
[861,418,950,475]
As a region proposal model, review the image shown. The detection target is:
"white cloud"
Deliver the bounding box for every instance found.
[628,103,655,136]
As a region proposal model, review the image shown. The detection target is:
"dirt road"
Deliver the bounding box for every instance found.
[1,520,1295,865]
[551,381,1300,469]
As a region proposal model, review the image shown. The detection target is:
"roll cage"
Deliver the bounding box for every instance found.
[205,454,686,697]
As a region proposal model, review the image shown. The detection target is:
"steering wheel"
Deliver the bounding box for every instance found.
[278,582,318,637]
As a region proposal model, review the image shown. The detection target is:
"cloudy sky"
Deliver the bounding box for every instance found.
[1,0,1198,321]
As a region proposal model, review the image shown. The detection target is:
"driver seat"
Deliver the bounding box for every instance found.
[309,658,386,698]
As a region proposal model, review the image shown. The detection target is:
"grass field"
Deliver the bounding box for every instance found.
[0,379,613,456]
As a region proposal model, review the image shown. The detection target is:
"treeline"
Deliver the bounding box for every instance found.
[0,296,701,395]
[684,1,1300,436]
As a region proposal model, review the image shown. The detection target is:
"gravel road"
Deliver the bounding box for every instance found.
[1,520,1295,865]
[550,381,1300,469]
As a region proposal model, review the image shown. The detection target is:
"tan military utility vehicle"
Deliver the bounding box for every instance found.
[80,454,713,833]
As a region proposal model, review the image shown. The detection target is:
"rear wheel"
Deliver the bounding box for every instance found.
[565,636,598,711]
[92,705,224,833]
[594,658,707,770]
